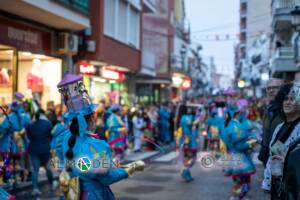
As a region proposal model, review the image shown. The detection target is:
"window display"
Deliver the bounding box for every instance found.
[0,48,14,106]
[18,52,62,109]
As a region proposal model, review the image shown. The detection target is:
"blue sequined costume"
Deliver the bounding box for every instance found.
[106,113,127,156]
[178,114,198,182]
[52,128,128,200]
[53,74,129,200]
[159,106,171,143]
[222,118,255,177]
[0,106,30,155]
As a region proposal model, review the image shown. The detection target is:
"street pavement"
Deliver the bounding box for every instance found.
[14,151,269,200]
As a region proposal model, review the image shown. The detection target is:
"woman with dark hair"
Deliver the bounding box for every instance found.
[176,105,199,182]
[262,83,300,199]
[52,74,144,200]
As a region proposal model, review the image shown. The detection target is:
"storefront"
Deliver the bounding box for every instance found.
[171,73,191,102]
[78,61,128,105]
[135,78,172,104]
[0,18,62,108]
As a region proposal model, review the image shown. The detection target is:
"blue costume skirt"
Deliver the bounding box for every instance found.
[223,151,256,177]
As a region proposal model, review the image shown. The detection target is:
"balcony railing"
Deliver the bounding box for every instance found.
[52,0,89,15]
[275,47,294,57]
[272,0,300,14]
[271,47,297,72]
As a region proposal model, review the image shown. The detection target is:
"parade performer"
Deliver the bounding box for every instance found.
[207,104,224,154]
[236,99,256,140]
[159,102,171,144]
[222,105,256,200]
[0,92,30,186]
[106,104,128,162]
[52,74,144,200]
[176,105,198,182]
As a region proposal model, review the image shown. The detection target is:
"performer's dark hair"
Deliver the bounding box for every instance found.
[224,113,231,128]
[176,105,187,129]
[66,113,93,171]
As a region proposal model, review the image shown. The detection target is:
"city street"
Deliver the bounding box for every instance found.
[2,0,300,199]
[14,152,268,200]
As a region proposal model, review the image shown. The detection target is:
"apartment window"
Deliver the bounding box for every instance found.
[104,0,116,37]
[118,0,127,42]
[104,0,141,49]
[129,7,140,47]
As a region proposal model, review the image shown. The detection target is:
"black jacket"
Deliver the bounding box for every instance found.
[281,140,300,200]
[258,102,284,166]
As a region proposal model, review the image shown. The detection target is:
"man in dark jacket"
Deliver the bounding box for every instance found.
[26,109,55,196]
[259,78,284,167]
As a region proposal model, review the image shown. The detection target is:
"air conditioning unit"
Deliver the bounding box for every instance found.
[58,33,79,54]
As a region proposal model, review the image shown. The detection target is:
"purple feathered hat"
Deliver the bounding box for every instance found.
[57,74,97,136]
[57,74,96,116]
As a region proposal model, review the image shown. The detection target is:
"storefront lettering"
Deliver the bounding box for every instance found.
[80,64,96,75]
[8,27,38,45]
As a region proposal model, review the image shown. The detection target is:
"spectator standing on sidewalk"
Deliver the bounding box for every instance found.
[148,105,159,144]
[259,78,284,168]
[262,83,300,199]
[132,110,145,153]
[26,109,55,196]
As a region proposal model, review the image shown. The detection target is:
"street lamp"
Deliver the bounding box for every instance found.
[180,45,187,70]
[291,6,300,31]
[180,45,187,101]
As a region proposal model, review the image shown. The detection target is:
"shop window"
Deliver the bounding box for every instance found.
[104,0,141,49]
[0,47,14,106]
[17,52,62,109]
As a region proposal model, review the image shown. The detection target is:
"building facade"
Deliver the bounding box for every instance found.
[0,0,90,108]
[77,0,143,105]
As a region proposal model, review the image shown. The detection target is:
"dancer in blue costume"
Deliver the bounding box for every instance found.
[222,103,256,200]
[52,74,144,200]
[207,105,224,153]
[106,104,127,162]
[159,102,171,144]
[0,92,29,199]
[0,92,30,156]
[177,105,199,182]
[237,99,256,141]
